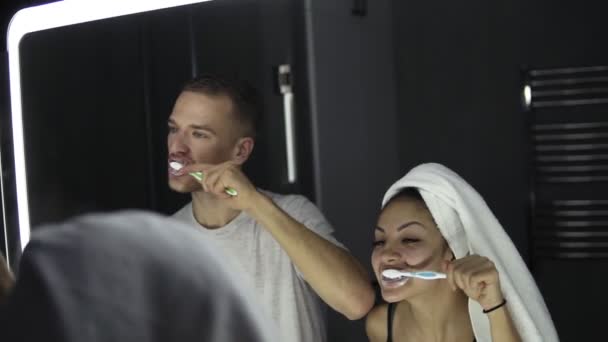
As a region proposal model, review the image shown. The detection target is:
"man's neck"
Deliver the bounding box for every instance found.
[191,191,241,229]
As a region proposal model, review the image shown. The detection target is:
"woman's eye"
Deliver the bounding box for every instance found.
[372,240,385,247]
[401,238,420,244]
[168,126,177,133]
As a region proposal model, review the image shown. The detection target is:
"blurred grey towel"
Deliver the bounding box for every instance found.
[0,210,277,342]
[382,163,559,342]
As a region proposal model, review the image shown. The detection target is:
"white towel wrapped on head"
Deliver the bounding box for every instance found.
[382,163,558,342]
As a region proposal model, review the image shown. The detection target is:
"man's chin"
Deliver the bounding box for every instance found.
[168,180,198,193]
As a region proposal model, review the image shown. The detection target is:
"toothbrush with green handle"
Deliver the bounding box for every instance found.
[170,162,238,196]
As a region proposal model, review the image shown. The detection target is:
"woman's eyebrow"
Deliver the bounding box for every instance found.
[375,221,425,232]
[397,221,425,231]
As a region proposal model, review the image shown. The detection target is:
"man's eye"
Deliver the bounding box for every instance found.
[168,126,178,133]
[192,131,208,138]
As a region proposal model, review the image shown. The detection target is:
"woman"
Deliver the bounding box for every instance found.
[366,163,558,342]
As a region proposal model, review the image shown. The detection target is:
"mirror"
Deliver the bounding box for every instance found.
[5,0,310,252]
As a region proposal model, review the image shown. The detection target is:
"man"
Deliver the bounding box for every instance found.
[167,75,375,341]
[0,211,277,342]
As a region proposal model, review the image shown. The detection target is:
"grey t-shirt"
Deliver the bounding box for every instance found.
[172,191,346,342]
[0,211,278,342]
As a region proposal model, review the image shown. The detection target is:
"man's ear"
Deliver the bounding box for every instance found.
[233,137,255,165]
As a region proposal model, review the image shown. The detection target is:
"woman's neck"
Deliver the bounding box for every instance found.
[403,282,473,341]
[191,191,241,229]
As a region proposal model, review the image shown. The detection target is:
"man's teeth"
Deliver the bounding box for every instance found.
[169,161,184,171]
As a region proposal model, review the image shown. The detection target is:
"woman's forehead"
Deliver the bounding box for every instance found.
[377,198,437,231]
[381,197,431,219]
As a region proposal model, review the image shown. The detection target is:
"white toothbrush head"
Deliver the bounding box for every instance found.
[382,269,407,279]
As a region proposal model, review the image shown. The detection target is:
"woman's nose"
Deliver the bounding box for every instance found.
[381,246,401,264]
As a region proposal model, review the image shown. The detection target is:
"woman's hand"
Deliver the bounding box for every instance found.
[446,254,504,311]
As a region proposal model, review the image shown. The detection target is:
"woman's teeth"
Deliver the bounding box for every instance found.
[382,269,406,279]
[381,268,410,288]
[381,276,409,288]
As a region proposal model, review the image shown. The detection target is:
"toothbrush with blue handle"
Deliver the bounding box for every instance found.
[170,162,238,197]
[382,269,447,280]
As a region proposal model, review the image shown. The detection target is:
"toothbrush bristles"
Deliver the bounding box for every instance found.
[169,161,183,171]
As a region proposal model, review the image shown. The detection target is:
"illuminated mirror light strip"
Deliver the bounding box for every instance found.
[7,0,214,250]
[0,144,8,266]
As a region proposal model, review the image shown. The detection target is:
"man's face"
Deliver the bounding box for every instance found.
[167,91,241,193]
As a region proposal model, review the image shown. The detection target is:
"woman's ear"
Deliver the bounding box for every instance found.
[441,243,455,271]
[232,137,255,165]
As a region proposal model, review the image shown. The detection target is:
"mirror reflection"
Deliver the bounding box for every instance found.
[1,0,607,341]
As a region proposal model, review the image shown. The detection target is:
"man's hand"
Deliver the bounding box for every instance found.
[180,161,260,211]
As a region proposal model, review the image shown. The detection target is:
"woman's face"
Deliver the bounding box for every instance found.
[371,196,451,303]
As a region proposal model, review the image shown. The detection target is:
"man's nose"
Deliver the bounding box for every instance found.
[168,133,189,154]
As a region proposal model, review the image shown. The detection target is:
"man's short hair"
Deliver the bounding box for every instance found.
[182,74,260,138]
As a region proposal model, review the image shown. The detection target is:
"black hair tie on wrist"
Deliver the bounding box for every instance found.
[483,298,507,314]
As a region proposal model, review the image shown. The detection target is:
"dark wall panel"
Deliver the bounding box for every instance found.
[392,0,527,261]
[307,1,400,341]
[20,17,150,227]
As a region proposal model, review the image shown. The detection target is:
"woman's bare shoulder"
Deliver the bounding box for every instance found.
[366,303,388,342]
